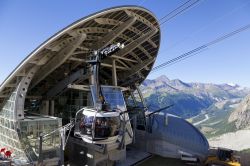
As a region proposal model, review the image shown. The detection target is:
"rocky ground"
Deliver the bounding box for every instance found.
[208,129,250,151]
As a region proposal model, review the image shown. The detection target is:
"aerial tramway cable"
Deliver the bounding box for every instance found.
[150,24,250,73]
[134,1,250,74]
[106,0,201,70]
[83,0,201,55]
[133,0,250,65]
[157,0,250,56]
[123,0,201,46]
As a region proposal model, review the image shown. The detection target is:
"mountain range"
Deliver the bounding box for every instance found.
[141,75,250,119]
[141,75,250,152]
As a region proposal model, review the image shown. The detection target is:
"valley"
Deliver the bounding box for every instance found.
[141,75,249,119]
[141,75,250,151]
[189,99,240,138]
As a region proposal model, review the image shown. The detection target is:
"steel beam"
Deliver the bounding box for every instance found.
[46,68,88,98]
[0,95,9,98]
[69,57,86,63]
[101,63,130,70]
[15,66,40,120]
[31,34,86,88]
[119,34,153,60]
[110,55,137,63]
[116,29,158,57]
[94,18,120,25]
[139,46,152,58]
[45,36,78,52]
[94,17,157,48]
[35,52,54,66]
[0,95,42,99]
[93,17,136,49]
[76,27,109,34]
[148,39,157,48]
[127,27,157,48]
[116,59,130,69]
[67,84,90,91]
[5,84,17,88]
[121,57,155,79]
[129,52,142,63]
[78,45,90,51]
[112,59,117,86]
[112,56,133,67]
[16,72,27,77]
[68,57,130,70]
[144,66,150,71]
[72,50,89,55]
[125,10,156,30]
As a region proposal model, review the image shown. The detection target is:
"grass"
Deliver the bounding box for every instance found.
[205,121,237,138]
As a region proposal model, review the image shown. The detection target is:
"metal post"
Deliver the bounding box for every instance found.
[89,67,95,85]
[133,115,137,144]
[135,85,147,130]
[50,100,54,116]
[38,134,43,165]
[112,59,117,86]
[135,85,147,108]
[59,128,65,166]
[59,136,64,166]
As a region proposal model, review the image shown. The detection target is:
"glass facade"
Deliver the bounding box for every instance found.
[54,90,91,125]
[125,89,147,130]
[0,89,28,164]
[19,116,61,161]
[0,84,130,163]
[0,88,62,164]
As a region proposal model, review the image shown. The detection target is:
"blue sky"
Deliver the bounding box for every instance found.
[0,0,250,86]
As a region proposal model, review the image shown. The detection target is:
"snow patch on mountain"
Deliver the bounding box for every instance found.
[227,83,237,87]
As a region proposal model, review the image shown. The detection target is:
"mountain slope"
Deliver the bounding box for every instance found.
[145,92,213,118]
[141,75,249,119]
[189,99,241,138]
[228,94,250,129]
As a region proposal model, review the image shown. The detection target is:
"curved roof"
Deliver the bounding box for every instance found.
[0,6,160,102]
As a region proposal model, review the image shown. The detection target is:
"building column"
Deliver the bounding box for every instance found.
[50,100,54,116]
[40,100,49,115]
[112,59,117,86]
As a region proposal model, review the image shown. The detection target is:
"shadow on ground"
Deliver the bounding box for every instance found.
[137,155,188,166]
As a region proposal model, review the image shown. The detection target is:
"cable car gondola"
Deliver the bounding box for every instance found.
[74,108,121,144]
[73,43,126,144]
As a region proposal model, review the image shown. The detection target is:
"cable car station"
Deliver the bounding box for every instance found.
[0,4,216,166]
[0,6,160,165]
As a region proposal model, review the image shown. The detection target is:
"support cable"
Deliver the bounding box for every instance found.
[151,24,250,73]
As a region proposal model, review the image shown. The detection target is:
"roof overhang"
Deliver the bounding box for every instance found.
[0,6,161,102]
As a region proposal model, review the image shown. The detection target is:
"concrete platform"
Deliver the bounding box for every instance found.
[66,146,189,166]
[137,155,187,166]
[116,147,152,166]
[115,146,189,166]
